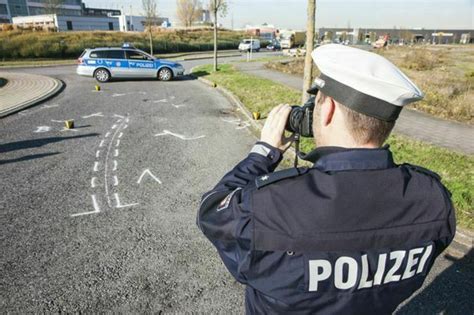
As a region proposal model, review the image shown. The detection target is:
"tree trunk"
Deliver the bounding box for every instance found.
[213,10,218,72]
[302,0,316,103]
[149,29,154,55]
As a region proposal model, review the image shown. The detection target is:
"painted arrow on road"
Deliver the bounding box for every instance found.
[137,169,162,185]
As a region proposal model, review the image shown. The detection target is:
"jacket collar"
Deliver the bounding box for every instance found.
[304,145,396,172]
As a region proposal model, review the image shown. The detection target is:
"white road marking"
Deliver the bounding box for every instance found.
[114,149,119,157]
[137,169,162,184]
[113,176,119,186]
[96,150,101,158]
[114,193,139,209]
[42,104,59,109]
[99,140,105,147]
[221,118,241,124]
[93,161,100,172]
[154,130,205,141]
[71,195,100,217]
[19,110,30,116]
[82,112,103,118]
[172,104,186,108]
[125,118,130,123]
[118,132,123,139]
[153,99,168,103]
[34,126,52,133]
[104,117,128,207]
[236,122,251,130]
[50,119,63,123]
[115,139,120,147]
[123,124,128,129]
[111,124,118,129]
[113,160,118,171]
[91,177,98,188]
[105,132,111,138]
[114,114,125,119]
[112,93,127,97]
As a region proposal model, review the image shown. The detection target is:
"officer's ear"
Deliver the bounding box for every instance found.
[320,96,336,127]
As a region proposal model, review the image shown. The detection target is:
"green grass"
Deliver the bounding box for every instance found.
[193,63,474,230]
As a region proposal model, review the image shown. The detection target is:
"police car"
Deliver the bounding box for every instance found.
[76,44,185,82]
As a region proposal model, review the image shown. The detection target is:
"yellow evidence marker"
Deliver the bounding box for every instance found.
[65,120,74,129]
[95,85,101,91]
[252,112,261,120]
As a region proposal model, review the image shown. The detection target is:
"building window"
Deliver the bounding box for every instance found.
[66,20,73,30]
[0,4,8,15]
[108,22,113,30]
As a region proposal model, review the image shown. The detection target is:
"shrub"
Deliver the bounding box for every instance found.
[401,48,444,71]
[0,29,245,59]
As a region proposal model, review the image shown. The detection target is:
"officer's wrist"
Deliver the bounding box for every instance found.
[250,142,283,165]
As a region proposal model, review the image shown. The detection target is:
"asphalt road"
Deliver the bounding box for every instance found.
[1,53,473,313]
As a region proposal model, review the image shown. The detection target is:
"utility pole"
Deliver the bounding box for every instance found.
[302,0,316,103]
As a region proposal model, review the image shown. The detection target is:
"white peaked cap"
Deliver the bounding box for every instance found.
[308,44,424,121]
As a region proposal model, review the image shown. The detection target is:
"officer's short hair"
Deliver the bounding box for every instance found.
[338,103,395,146]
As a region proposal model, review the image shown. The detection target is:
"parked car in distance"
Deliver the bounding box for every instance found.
[239,39,261,52]
[76,43,185,82]
[266,41,281,51]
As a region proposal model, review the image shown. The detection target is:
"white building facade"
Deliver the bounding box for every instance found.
[12,14,119,31]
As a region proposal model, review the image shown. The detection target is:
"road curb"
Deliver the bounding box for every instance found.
[0,77,65,118]
[192,68,474,260]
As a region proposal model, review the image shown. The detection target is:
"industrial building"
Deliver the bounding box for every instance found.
[318,28,474,45]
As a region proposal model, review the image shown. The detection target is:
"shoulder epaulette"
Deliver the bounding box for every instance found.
[256,167,309,189]
[402,163,442,181]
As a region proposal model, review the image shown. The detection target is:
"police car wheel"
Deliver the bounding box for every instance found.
[158,68,173,81]
[94,68,110,82]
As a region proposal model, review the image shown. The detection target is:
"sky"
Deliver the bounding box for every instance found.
[83,0,474,30]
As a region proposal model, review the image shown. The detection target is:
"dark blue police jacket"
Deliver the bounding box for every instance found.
[197,142,456,314]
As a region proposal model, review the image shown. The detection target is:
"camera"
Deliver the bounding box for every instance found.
[285,96,315,138]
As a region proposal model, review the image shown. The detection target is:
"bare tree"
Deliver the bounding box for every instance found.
[44,0,64,15]
[302,0,316,103]
[142,0,158,55]
[177,0,202,28]
[209,0,227,72]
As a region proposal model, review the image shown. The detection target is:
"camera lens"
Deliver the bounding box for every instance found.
[286,106,305,133]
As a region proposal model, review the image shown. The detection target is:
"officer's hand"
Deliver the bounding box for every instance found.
[261,104,295,152]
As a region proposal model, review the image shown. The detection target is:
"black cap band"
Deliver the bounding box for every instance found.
[308,74,403,122]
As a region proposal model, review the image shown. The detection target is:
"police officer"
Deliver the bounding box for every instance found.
[197,44,456,314]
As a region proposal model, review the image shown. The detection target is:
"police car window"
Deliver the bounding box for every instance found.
[126,51,149,60]
[106,50,125,59]
[89,50,108,58]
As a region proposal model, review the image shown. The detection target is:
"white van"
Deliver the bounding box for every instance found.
[239,39,261,52]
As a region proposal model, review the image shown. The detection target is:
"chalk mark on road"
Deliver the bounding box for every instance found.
[137,169,162,185]
[34,126,52,133]
[91,177,98,188]
[82,113,104,119]
[42,104,59,109]
[71,195,100,217]
[154,130,205,141]
[104,117,128,207]
[114,193,139,209]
